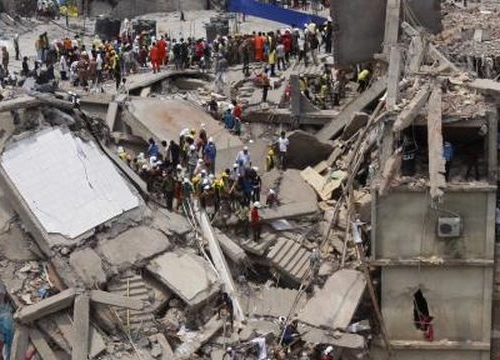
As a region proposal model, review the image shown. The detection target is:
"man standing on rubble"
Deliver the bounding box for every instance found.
[13,34,20,61]
[216,292,234,331]
[250,202,261,242]
[277,131,289,170]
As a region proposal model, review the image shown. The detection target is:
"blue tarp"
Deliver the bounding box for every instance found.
[229,0,327,26]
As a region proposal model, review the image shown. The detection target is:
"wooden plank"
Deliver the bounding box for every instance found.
[89,290,144,310]
[393,85,431,132]
[426,85,446,200]
[72,294,90,360]
[29,328,58,360]
[15,288,76,323]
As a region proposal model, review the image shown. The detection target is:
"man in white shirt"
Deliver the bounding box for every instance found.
[277,131,289,170]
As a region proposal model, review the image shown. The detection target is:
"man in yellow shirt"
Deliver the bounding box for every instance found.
[357,68,370,93]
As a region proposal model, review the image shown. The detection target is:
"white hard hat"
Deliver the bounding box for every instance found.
[117,146,124,153]
[190,144,196,150]
[253,201,260,207]
[198,158,204,164]
[209,174,215,179]
[243,146,248,151]
[324,346,333,354]
[176,164,183,170]
[233,163,239,168]
[208,137,213,143]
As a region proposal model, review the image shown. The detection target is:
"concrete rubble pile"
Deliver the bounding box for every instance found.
[0,1,498,359]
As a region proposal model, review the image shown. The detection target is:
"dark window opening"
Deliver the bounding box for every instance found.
[413,289,430,330]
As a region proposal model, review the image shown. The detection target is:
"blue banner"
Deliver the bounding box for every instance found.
[229,0,327,27]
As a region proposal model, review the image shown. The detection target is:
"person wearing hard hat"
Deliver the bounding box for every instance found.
[320,346,334,360]
[250,201,261,242]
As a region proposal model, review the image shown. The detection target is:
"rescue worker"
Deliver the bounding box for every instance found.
[357,67,370,93]
[250,201,261,242]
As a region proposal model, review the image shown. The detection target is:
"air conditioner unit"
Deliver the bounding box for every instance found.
[437,217,462,238]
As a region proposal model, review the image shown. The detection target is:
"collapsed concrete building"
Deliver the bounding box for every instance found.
[0,0,500,359]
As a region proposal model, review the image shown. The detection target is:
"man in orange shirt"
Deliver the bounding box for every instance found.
[254,32,264,61]
[149,42,160,73]
[157,36,167,66]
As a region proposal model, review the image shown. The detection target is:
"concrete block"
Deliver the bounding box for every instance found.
[287,130,333,170]
[146,251,220,307]
[69,248,107,287]
[98,226,171,269]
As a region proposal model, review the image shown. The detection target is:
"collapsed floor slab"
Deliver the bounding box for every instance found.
[146,250,220,307]
[298,269,366,330]
[0,127,140,248]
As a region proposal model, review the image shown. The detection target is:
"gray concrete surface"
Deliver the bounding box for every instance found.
[98,226,172,269]
[298,269,366,329]
[146,250,220,307]
[69,248,107,287]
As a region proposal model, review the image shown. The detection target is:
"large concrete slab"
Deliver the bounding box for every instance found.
[146,251,220,307]
[260,169,318,221]
[299,269,366,329]
[246,287,307,318]
[125,98,242,149]
[0,127,140,240]
[69,248,107,287]
[98,226,171,269]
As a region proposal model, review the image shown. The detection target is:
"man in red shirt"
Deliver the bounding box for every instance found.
[232,100,242,121]
[150,43,160,73]
[157,36,167,66]
[250,201,261,241]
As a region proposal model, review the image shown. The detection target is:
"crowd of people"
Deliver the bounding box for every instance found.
[0,15,334,90]
[115,109,289,242]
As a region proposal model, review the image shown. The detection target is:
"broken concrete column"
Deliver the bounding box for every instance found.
[72,293,90,360]
[15,288,76,323]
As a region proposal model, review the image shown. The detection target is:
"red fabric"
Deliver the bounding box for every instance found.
[282,33,292,52]
[233,105,242,119]
[195,42,204,58]
[250,207,260,225]
[157,39,167,63]
[254,35,264,61]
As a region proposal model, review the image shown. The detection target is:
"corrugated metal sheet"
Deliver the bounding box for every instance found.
[1,127,139,239]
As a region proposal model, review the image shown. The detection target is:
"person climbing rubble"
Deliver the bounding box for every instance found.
[250,201,261,242]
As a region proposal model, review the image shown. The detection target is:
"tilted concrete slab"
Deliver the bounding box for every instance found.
[260,169,318,221]
[315,78,387,142]
[146,251,220,307]
[98,226,172,269]
[298,269,366,329]
[0,127,140,242]
[125,98,242,149]
[246,287,307,318]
